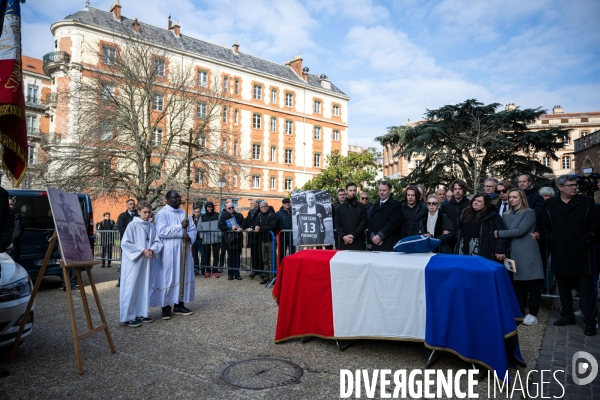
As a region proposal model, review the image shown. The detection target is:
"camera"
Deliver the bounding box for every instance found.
[574,167,600,196]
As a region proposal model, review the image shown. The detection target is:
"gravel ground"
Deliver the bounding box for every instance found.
[0,266,547,399]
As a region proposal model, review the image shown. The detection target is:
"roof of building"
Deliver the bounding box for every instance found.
[55,7,347,97]
[22,55,48,78]
[540,112,600,118]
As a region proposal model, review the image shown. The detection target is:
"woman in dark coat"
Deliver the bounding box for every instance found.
[496,189,544,326]
[454,193,507,261]
[418,195,455,254]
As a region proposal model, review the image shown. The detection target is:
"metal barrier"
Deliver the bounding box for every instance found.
[94,230,122,261]
[193,230,277,285]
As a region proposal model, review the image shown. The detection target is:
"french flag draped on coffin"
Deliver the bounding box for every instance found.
[273,250,526,377]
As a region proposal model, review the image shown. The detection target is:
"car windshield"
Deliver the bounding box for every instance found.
[15,196,55,230]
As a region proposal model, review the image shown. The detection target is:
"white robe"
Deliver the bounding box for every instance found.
[149,205,197,307]
[119,217,163,322]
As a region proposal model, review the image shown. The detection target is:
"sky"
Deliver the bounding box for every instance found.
[21,0,600,150]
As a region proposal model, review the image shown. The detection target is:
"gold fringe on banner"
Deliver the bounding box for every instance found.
[0,104,26,120]
[0,129,28,187]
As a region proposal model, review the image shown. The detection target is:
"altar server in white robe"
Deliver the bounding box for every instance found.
[119,201,163,328]
[150,190,197,320]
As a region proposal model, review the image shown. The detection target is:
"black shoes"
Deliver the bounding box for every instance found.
[585,324,597,336]
[228,276,234,280]
[101,264,106,268]
[259,278,270,285]
[136,317,153,324]
[162,306,172,320]
[235,276,242,280]
[554,317,576,326]
[249,272,256,279]
[125,319,142,328]
[173,305,193,315]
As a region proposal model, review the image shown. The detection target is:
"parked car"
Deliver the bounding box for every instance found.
[7,190,95,278]
[0,253,34,347]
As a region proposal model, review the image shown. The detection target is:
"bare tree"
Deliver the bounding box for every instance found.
[41,33,243,205]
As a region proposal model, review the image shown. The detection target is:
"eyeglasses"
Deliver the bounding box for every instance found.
[561,183,578,188]
[426,202,439,206]
[360,197,369,200]
[226,207,234,210]
[496,189,508,194]
[260,206,268,208]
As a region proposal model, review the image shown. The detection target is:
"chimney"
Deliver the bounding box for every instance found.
[553,105,564,114]
[285,55,304,80]
[173,21,180,37]
[132,18,140,33]
[232,41,239,54]
[167,15,173,30]
[505,103,516,111]
[110,0,122,21]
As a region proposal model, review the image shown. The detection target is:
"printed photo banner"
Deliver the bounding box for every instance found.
[291,190,334,247]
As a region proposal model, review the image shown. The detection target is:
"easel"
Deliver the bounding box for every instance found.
[8,231,115,374]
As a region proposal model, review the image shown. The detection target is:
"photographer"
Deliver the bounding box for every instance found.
[539,175,600,336]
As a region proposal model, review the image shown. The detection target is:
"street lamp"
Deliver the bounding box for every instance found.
[217,175,226,211]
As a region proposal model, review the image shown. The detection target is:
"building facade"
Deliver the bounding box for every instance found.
[41,2,348,217]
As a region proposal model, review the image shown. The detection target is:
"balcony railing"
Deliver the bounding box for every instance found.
[27,128,41,137]
[42,51,70,76]
[574,131,600,153]
[25,96,45,109]
[41,132,63,147]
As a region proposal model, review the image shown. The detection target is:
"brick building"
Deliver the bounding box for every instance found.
[40,2,348,219]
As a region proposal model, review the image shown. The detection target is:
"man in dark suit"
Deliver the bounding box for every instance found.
[368,181,402,251]
[335,182,368,250]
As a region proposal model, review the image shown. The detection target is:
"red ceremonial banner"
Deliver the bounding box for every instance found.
[0,0,27,186]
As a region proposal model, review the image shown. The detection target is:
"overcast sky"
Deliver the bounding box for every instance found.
[21,0,600,150]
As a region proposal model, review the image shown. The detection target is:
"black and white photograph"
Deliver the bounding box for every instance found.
[47,187,94,265]
[291,190,334,247]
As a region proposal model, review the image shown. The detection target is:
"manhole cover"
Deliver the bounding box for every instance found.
[221,358,303,389]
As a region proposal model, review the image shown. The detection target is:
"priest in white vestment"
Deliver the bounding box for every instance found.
[120,202,163,327]
[149,190,197,319]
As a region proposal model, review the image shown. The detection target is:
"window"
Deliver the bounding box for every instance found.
[27,85,38,103]
[333,105,339,116]
[285,149,292,164]
[198,70,207,87]
[195,169,205,184]
[223,76,228,92]
[581,130,589,137]
[562,156,571,169]
[233,174,238,187]
[222,138,227,153]
[543,157,551,168]
[152,93,163,111]
[28,145,35,164]
[271,116,277,132]
[314,126,321,140]
[451,162,457,173]
[196,101,207,118]
[415,160,422,169]
[333,130,339,141]
[271,89,277,104]
[197,135,206,149]
[285,93,293,107]
[314,100,321,114]
[100,129,112,140]
[564,133,570,145]
[233,140,238,156]
[270,176,276,190]
[26,114,36,133]
[152,129,162,146]
[252,175,261,188]
[314,153,321,168]
[253,85,262,100]
[252,144,261,160]
[285,120,293,135]
[234,79,239,94]
[102,44,116,65]
[153,58,165,77]
[253,113,261,129]
[222,106,228,123]
[285,178,292,191]
[234,108,239,124]
[100,82,114,101]
[270,146,276,162]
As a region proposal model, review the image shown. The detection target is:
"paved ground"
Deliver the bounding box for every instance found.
[0,266,596,399]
